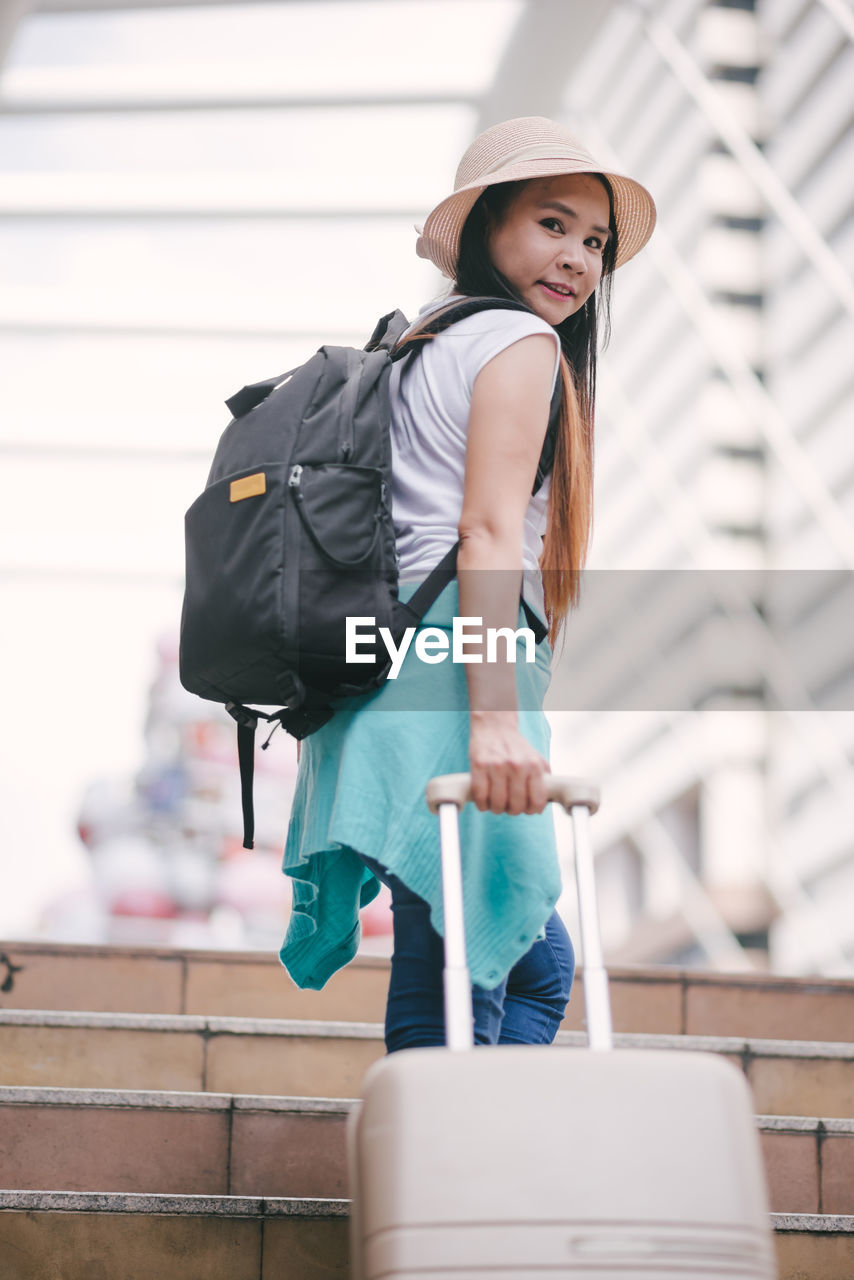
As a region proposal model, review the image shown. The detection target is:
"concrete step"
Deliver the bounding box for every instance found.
[0,1192,850,1279]
[3,938,854,1042]
[0,1010,383,1098]
[2,1086,853,1216]
[760,1116,854,1215]
[2,1008,853,1117]
[773,1215,854,1279]
[0,941,390,1025]
[0,1087,350,1201]
[0,1191,348,1279]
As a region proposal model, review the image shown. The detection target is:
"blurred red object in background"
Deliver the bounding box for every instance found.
[360,883,393,936]
[112,889,177,919]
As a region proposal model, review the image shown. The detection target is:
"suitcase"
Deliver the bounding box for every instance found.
[347,773,777,1279]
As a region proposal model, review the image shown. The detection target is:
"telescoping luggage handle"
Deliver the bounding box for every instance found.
[426,774,613,1055]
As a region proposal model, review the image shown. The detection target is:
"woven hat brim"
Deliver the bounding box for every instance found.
[416,158,656,279]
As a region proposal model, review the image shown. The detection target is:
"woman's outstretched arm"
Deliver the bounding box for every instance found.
[457,331,557,816]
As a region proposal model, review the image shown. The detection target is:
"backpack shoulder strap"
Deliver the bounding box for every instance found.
[402,543,548,645]
[390,295,535,357]
[392,295,563,494]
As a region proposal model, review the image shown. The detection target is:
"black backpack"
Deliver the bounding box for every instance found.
[179,297,559,846]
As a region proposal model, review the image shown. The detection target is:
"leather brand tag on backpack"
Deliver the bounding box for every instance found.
[230,472,267,503]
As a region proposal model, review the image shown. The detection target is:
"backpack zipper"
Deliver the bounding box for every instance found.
[288,464,303,496]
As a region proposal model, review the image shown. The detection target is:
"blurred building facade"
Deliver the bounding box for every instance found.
[1,0,852,973]
[551,0,854,976]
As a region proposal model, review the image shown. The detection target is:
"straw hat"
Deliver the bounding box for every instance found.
[416,116,656,279]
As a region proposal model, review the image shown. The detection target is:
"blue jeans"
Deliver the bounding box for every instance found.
[360,856,575,1053]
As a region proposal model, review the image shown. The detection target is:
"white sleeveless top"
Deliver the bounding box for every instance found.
[388,299,561,627]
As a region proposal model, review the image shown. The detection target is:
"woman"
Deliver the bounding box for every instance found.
[280,117,655,1052]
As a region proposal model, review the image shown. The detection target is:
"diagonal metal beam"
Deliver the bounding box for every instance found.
[626,0,854,321]
[817,0,854,42]
[631,813,754,971]
[583,120,854,570]
[601,369,854,803]
[475,0,619,133]
[598,368,854,976]
[0,0,31,74]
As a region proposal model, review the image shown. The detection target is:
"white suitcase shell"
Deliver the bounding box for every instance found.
[348,775,777,1279]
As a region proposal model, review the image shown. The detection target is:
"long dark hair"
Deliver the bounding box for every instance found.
[455,177,618,641]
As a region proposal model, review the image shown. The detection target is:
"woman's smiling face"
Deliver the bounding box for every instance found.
[486,173,612,325]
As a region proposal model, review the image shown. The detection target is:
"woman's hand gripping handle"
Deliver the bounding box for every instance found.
[426,773,600,815]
